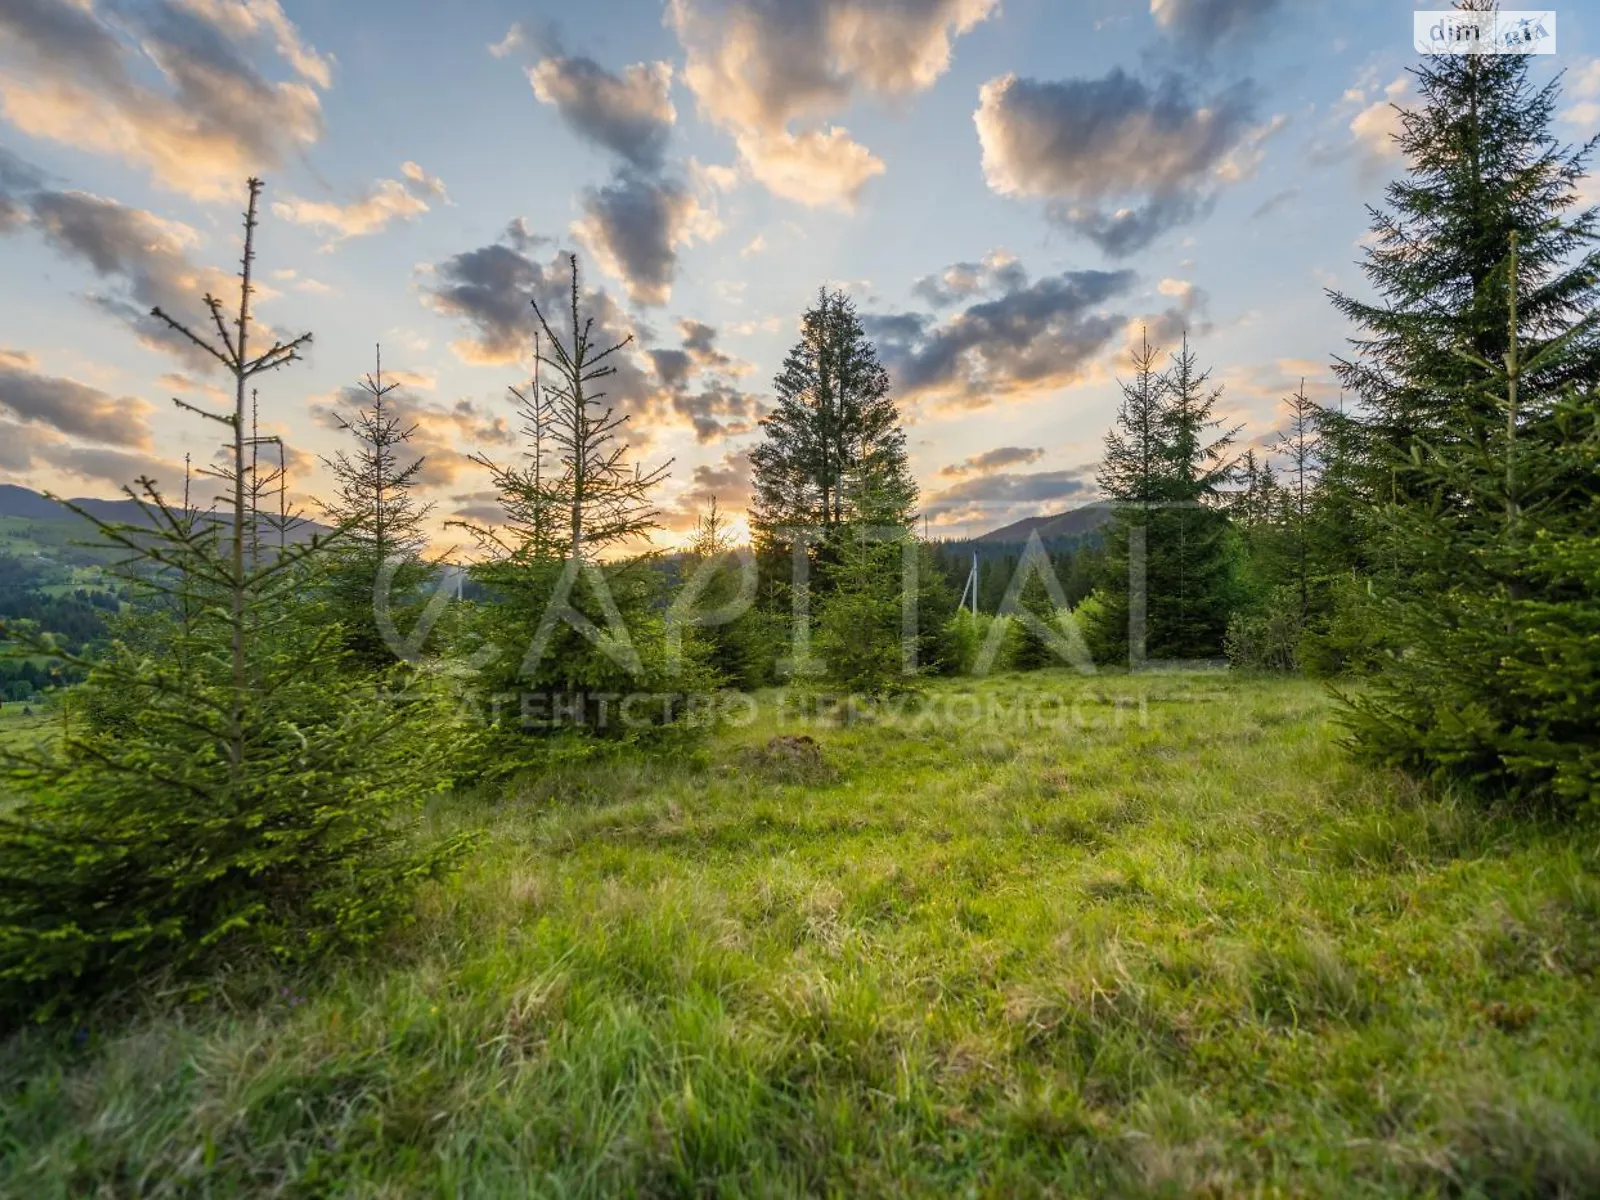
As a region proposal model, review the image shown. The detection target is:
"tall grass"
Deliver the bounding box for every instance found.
[2,672,1596,1195]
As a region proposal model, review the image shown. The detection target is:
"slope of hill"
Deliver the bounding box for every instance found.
[0,485,328,561]
[0,484,153,525]
[975,502,1115,544]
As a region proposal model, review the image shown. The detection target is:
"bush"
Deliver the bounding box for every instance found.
[1224,585,1305,673]
[0,587,468,1027]
[942,609,1010,676]
[462,554,720,767]
[1297,573,1390,679]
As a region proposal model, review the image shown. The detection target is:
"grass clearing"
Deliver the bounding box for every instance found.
[2,672,1596,1195]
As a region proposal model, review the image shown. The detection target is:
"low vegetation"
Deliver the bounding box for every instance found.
[2,672,1596,1194]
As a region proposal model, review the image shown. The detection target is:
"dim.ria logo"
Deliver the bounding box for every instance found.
[1413,10,1555,55]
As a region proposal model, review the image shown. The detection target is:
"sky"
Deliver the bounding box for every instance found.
[1,0,1596,547]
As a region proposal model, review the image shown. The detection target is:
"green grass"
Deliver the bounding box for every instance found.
[2,672,1597,1196]
[0,703,54,755]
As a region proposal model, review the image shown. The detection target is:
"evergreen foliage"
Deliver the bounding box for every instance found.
[1088,333,1241,665]
[750,289,917,572]
[457,256,706,750]
[814,520,917,694]
[1328,10,1600,508]
[1341,236,1600,806]
[0,180,463,1024]
[1326,8,1600,805]
[672,499,778,690]
[319,345,437,671]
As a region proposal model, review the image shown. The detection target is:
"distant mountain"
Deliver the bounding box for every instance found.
[0,483,152,525]
[0,484,328,542]
[975,503,1115,544]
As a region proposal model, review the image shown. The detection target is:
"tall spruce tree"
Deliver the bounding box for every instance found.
[1343,235,1600,804]
[1329,0,1600,511]
[1097,328,1168,505]
[1329,2,1600,802]
[1155,334,1242,657]
[1089,333,1241,665]
[1087,330,1167,665]
[750,288,917,566]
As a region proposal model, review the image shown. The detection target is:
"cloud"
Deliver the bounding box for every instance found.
[911,248,1027,307]
[0,416,56,474]
[666,381,765,443]
[730,126,884,208]
[273,163,448,245]
[46,442,180,489]
[0,412,175,490]
[975,70,1263,256]
[417,232,663,432]
[573,171,720,305]
[420,236,568,367]
[1311,74,1408,177]
[488,23,527,59]
[14,188,246,365]
[667,0,997,207]
[273,179,425,242]
[649,320,762,440]
[1562,59,1600,127]
[0,0,330,201]
[422,225,762,445]
[0,348,153,446]
[1113,276,1212,366]
[679,319,742,374]
[1348,82,1406,164]
[865,262,1138,408]
[685,448,755,504]
[0,145,43,230]
[530,55,676,171]
[1149,0,1282,49]
[939,446,1044,477]
[923,466,1093,524]
[400,161,449,200]
[515,41,713,307]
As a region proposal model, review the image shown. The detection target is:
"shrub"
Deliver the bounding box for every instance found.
[1297,573,1389,679]
[1224,585,1305,673]
[0,556,468,1027]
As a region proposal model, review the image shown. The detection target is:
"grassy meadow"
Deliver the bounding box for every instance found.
[1,671,1597,1196]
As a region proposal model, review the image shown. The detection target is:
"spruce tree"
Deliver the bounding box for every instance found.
[458,256,702,748]
[1329,0,1600,510]
[1097,328,1167,506]
[1328,1,1600,800]
[1088,333,1240,665]
[1343,236,1600,804]
[815,517,917,694]
[1087,330,1168,665]
[318,345,436,670]
[0,180,461,1021]
[750,288,917,567]
[1151,334,1241,659]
